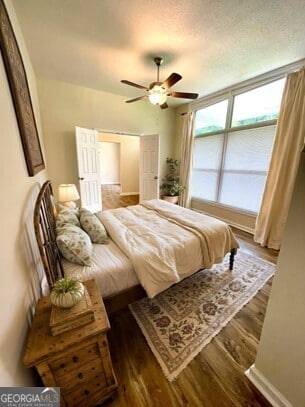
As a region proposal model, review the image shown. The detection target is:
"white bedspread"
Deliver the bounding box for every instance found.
[63,240,138,298]
[96,200,238,298]
[141,199,239,267]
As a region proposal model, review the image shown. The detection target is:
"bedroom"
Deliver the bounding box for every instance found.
[0,0,305,406]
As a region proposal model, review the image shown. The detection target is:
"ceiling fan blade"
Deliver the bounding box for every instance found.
[161,73,182,90]
[159,102,168,109]
[121,80,148,91]
[168,91,199,99]
[125,95,148,103]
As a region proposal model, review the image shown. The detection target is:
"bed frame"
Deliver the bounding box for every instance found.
[34,180,236,315]
[34,180,64,286]
[34,180,146,314]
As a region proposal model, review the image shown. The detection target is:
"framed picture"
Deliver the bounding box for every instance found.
[0,0,45,176]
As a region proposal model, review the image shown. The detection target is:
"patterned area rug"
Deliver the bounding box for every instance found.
[129,251,275,381]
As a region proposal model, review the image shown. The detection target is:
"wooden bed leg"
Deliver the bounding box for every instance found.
[229,248,237,271]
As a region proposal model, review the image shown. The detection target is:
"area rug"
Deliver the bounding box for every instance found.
[129,251,275,381]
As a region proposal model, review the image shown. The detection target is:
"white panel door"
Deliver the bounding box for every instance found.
[140,134,160,201]
[75,126,102,212]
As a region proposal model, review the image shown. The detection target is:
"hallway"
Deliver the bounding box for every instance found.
[102,184,139,210]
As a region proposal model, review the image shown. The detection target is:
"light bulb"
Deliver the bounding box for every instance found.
[149,86,167,105]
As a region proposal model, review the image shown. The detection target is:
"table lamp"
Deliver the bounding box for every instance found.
[58,184,80,209]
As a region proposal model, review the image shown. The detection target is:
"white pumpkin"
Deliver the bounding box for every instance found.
[50,278,85,308]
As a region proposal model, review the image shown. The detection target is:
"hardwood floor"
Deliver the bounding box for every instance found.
[105,228,279,407]
[102,184,139,210]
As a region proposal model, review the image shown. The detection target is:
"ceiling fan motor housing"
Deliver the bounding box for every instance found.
[149,81,164,91]
[154,57,163,67]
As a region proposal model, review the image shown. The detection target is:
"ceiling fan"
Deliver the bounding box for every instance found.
[121,57,199,109]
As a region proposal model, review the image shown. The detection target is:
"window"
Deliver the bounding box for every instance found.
[192,78,285,213]
[232,80,285,127]
[194,100,228,135]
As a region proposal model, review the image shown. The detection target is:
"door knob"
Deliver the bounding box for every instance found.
[154,176,158,180]
[78,177,84,181]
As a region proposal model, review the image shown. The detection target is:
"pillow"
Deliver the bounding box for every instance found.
[56,206,80,229]
[56,224,93,266]
[79,208,109,244]
[57,202,79,215]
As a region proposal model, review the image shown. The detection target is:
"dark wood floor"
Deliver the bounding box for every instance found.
[105,228,279,407]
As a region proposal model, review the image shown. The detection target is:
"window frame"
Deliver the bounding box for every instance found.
[191,76,286,215]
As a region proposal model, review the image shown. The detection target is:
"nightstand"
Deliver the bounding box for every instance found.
[23,279,118,407]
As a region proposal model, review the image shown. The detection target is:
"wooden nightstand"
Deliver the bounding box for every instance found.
[23,279,118,407]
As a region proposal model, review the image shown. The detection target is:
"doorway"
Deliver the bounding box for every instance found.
[76,127,160,210]
[99,132,140,210]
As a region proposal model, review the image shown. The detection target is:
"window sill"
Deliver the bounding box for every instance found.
[191,197,257,217]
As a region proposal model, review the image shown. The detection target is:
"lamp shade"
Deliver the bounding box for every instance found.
[58,184,80,202]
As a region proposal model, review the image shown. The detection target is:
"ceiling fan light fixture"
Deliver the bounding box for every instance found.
[148,85,167,105]
[121,56,198,108]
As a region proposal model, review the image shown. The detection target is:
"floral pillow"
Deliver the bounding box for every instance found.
[56,224,93,266]
[79,208,109,244]
[56,206,80,229]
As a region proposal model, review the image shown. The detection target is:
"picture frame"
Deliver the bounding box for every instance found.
[0,0,45,176]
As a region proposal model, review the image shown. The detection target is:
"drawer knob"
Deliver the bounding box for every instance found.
[73,356,79,363]
[84,390,90,396]
[60,363,65,369]
[78,373,83,379]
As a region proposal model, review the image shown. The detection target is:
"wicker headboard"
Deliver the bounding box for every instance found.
[34,180,64,288]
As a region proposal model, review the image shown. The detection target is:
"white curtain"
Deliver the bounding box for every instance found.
[254,67,305,249]
[179,112,194,207]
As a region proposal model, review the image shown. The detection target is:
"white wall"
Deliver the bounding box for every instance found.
[248,152,305,407]
[0,0,47,386]
[37,78,176,199]
[99,142,120,184]
[99,133,139,194]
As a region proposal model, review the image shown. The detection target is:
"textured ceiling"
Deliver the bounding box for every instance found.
[12,0,305,107]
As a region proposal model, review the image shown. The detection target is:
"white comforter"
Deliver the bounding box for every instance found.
[97,199,239,298]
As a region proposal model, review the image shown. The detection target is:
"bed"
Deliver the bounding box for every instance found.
[34,180,239,314]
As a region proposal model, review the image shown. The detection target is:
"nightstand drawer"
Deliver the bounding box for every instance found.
[64,375,117,407]
[51,347,106,391]
[49,339,101,379]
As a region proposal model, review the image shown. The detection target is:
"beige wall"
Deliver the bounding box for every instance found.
[191,200,256,233]
[99,142,120,184]
[99,133,139,194]
[0,0,47,386]
[37,78,176,200]
[251,152,305,406]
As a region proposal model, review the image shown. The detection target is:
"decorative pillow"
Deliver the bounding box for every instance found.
[57,203,79,215]
[79,208,109,244]
[56,206,80,229]
[56,224,93,266]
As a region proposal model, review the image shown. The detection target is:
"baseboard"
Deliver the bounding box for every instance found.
[226,219,254,235]
[120,192,139,196]
[101,182,120,185]
[245,365,293,407]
